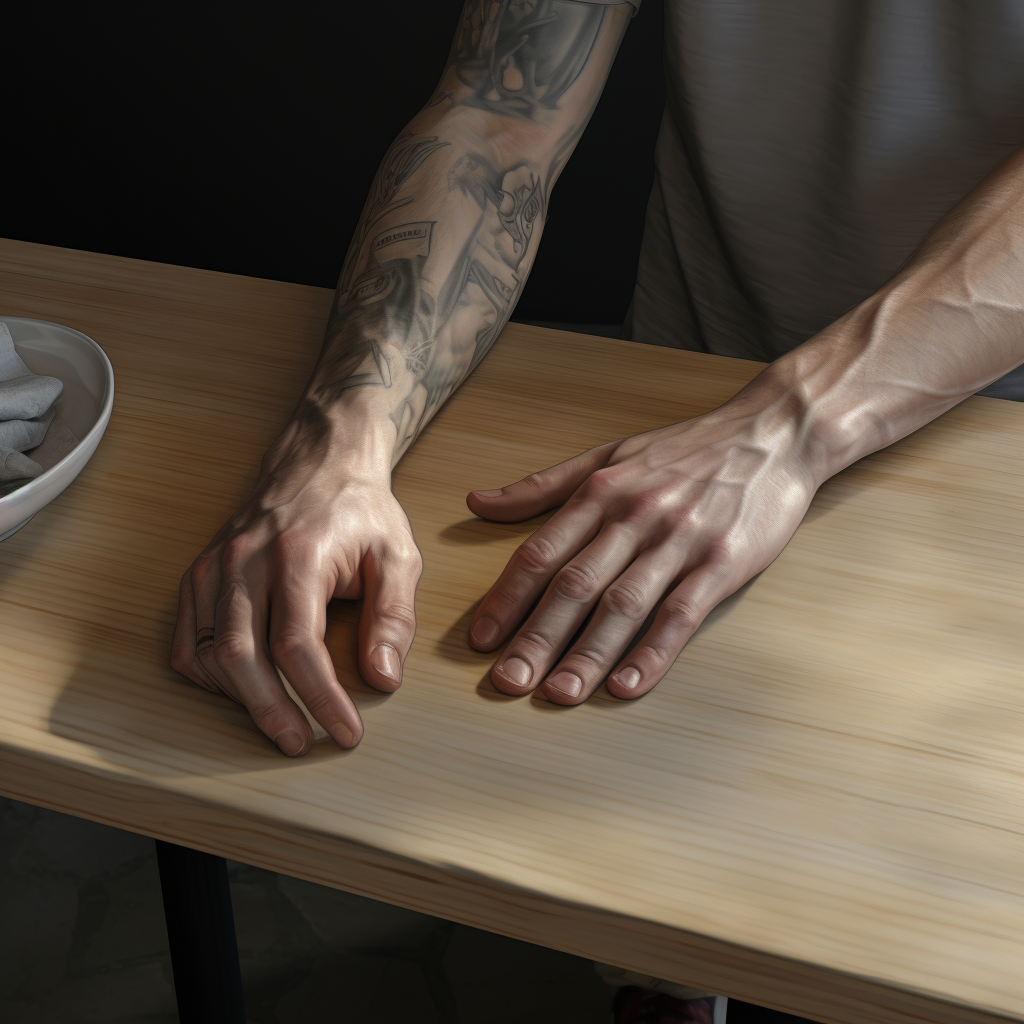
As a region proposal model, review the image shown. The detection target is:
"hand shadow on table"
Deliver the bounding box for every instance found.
[462,574,761,714]
[439,514,760,712]
[40,469,862,778]
[44,566,391,777]
[41,511,539,778]
[444,464,867,706]
[439,511,551,547]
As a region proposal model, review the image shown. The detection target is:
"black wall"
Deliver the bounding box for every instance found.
[6,1,664,325]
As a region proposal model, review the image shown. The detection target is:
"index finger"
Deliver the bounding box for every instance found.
[209,570,315,756]
[357,542,422,692]
[469,499,604,651]
[268,565,363,749]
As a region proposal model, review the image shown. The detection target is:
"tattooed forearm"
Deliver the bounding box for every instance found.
[432,0,606,121]
[305,0,628,463]
[314,133,543,453]
[337,132,450,296]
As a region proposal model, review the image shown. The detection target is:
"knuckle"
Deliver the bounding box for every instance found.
[567,649,603,673]
[704,538,737,565]
[169,650,189,675]
[190,552,216,586]
[515,535,558,577]
[214,578,249,619]
[662,597,703,635]
[247,701,284,729]
[580,467,618,500]
[402,543,424,569]
[269,628,314,665]
[213,631,252,668]
[668,504,702,532]
[630,643,669,677]
[379,602,417,633]
[221,535,255,572]
[516,629,556,654]
[481,586,518,619]
[391,543,423,577]
[302,690,336,719]
[521,471,550,493]
[620,488,675,524]
[553,562,599,602]
[603,580,648,619]
[271,530,312,565]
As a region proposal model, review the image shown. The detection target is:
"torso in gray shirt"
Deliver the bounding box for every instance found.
[587,0,1024,393]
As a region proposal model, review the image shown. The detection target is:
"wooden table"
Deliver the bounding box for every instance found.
[1,239,1022,1024]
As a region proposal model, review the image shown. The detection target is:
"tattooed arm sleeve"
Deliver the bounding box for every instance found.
[306,1,633,463]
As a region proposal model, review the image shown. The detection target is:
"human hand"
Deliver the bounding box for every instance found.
[171,417,421,756]
[466,405,818,704]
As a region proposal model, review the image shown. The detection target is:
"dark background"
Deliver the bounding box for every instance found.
[5,0,666,326]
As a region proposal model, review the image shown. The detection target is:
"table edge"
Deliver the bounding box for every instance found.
[0,743,1015,1024]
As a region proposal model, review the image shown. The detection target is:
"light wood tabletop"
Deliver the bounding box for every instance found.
[1,238,1022,1024]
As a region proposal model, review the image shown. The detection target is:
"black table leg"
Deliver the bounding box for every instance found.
[156,840,247,1024]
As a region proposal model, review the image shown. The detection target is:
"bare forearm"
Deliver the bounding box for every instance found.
[734,146,1024,484]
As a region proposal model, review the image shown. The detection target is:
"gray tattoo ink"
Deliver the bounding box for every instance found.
[441,152,542,356]
[318,151,541,427]
[313,2,611,453]
[432,0,605,121]
[338,132,449,296]
[318,220,434,401]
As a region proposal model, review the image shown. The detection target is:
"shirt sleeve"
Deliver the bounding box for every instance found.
[575,0,642,13]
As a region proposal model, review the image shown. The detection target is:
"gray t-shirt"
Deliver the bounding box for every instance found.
[586,0,1024,395]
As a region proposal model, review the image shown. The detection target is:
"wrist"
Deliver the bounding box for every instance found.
[729,296,911,487]
[714,347,874,489]
[263,394,397,488]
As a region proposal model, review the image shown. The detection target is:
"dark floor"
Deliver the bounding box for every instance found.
[0,797,808,1023]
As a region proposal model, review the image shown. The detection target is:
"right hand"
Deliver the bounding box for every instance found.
[171,418,422,756]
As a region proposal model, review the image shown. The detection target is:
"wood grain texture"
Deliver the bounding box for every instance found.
[1,238,1022,1024]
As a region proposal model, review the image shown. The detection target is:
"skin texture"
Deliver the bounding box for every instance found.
[172,1,633,753]
[173,0,1024,752]
[471,144,1024,704]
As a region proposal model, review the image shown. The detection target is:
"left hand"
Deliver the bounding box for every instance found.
[466,405,818,703]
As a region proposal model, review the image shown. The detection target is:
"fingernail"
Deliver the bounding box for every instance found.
[330,723,358,749]
[610,667,641,692]
[471,616,500,647]
[498,656,532,688]
[274,729,307,757]
[473,488,503,497]
[545,672,582,699]
[370,642,401,684]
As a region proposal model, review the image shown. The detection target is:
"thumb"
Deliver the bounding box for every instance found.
[467,441,617,522]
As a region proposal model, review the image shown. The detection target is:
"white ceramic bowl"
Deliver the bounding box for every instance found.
[0,316,115,542]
